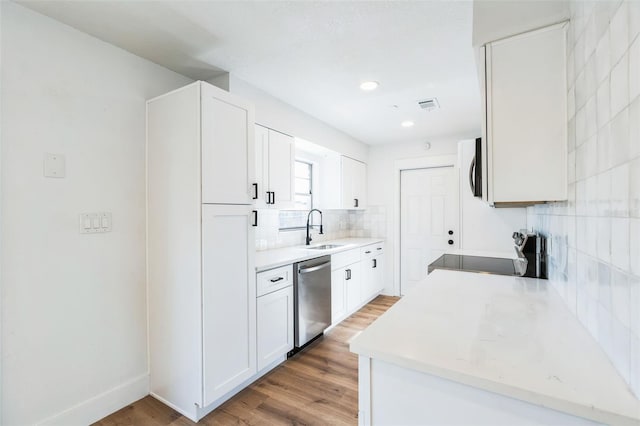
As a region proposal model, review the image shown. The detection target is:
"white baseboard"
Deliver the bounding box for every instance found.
[37,374,149,426]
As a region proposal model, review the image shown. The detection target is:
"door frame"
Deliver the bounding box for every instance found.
[394,155,458,296]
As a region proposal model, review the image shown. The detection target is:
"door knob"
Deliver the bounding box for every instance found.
[448,240,454,245]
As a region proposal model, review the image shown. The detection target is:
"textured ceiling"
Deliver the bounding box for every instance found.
[18,0,481,145]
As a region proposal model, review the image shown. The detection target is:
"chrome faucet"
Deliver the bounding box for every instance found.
[305,209,324,245]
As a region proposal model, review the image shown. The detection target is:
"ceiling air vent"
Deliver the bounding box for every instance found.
[418,98,440,112]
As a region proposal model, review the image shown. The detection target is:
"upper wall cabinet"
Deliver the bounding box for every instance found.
[341,156,367,209]
[255,124,295,209]
[201,83,255,205]
[481,22,567,206]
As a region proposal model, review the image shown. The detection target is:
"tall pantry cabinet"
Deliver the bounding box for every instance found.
[147,81,256,421]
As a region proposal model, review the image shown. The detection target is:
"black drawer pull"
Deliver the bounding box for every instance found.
[376,247,382,250]
[252,210,258,227]
[269,277,284,283]
[372,259,377,268]
[252,183,258,200]
[365,250,371,254]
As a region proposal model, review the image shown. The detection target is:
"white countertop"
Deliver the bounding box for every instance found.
[444,248,518,259]
[350,269,640,425]
[255,237,384,272]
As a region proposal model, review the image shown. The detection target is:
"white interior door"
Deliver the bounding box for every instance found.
[400,167,459,295]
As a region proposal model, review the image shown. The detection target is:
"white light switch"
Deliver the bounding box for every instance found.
[79,212,112,234]
[44,153,65,178]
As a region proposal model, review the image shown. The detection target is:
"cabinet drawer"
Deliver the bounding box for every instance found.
[257,264,293,297]
[332,249,361,270]
[361,243,384,259]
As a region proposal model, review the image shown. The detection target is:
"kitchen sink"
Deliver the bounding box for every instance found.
[307,244,344,250]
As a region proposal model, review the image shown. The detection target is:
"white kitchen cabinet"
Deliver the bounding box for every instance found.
[256,280,294,371]
[361,243,385,301]
[482,22,567,206]
[255,124,295,209]
[147,81,257,422]
[341,156,367,209]
[345,262,363,313]
[331,268,348,324]
[201,83,255,205]
[202,204,257,405]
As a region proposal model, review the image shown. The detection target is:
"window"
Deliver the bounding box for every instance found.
[294,160,313,210]
[279,160,314,230]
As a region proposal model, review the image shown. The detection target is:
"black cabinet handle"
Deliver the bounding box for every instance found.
[269,277,284,283]
[252,210,258,227]
[365,250,371,254]
[448,230,453,235]
[354,198,359,208]
[372,259,377,268]
[266,191,274,204]
[345,269,351,280]
[252,183,258,200]
[272,191,276,204]
[448,239,454,245]
[376,247,382,250]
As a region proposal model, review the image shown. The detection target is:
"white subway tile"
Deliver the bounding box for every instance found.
[610,2,629,65]
[595,29,611,84]
[630,0,640,43]
[610,163,630,217]
[630,334,640,398]
[611,315,631,383]
[568,86,576,120]
[598,303,615,359]
[610,53,629,117]
[596,78,610,130]
[611,269,631,327]
[630,219,640,277]
[597,170,612,216]
[611,108,630,166]
[630,96,640,159]
[631,157,640,218]
[597,123,612,172]
[597,217,612,262]
[630,37,640,102]
[611,217,631,271]
[568,150,576,184]
[598,261,612,308]
[585,95,598,139]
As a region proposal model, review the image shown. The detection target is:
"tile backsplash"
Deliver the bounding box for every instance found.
[255,205,387,251]
[528,0,639,397]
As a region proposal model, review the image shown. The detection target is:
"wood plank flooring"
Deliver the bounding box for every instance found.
[94,295,399,426]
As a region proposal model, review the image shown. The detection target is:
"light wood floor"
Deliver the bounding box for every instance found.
[94,295,400,426]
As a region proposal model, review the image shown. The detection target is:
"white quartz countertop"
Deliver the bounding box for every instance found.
[350,269,640,425]
[255,237,384,272]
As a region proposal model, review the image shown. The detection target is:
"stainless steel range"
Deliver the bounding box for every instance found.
[428,231,547,278]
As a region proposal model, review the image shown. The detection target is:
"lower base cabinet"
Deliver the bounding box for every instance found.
[256,266,294,371]
[331,242,385,326]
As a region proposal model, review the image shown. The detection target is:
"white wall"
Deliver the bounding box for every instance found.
[1,3,192,424]
[472,0,569,46]
[368,139,460,295]
[528,1,640,398]
[209,74,369,163]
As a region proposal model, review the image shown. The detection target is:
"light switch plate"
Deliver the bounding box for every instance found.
[44,153,65,178]
[79,212,112,234]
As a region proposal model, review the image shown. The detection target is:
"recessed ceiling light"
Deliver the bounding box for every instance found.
[360,81,379,91]
[401,120,414,128]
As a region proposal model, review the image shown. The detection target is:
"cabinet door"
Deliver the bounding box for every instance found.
[345,262,362,312]
[486,23,566,204]
[372,255,384,294]
[341,156,367,209]
[352,159,367,209]
[254,124,269,208]
[201,83,255,204]
[267,129,295,209]
[202,204,256,406]
[331,268,347,325]
[257,286,294,371]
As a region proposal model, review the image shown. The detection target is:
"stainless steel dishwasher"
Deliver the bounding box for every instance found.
[293,255,332,349]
